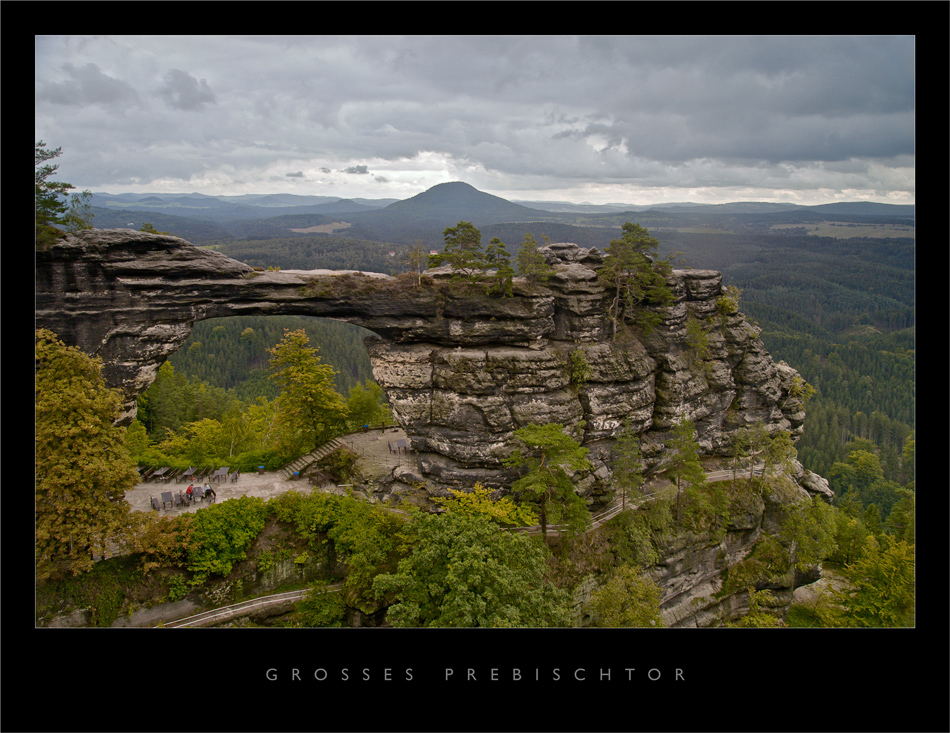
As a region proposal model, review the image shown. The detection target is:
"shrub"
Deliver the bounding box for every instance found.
[185,495,269,583]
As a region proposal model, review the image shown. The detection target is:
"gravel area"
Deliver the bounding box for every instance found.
[125,427,421,517]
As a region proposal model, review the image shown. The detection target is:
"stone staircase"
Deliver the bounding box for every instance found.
[281,437,345,479]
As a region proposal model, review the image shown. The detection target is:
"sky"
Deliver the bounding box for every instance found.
[35,35,915,207]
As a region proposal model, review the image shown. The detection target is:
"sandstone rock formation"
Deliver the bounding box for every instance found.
[36,229,808,494]
[36,229,831,626]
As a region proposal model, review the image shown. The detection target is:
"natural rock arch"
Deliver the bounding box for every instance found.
[36,228,808,492]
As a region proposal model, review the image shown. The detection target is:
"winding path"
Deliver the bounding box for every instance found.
[161,584,344,628]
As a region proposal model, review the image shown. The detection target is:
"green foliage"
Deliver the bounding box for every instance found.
[780,496,838,571]
[834,535,915,627]
[586,564,664,627]
[435,483,538,528]
[514,232,554,286]
[715,284,742,319]
[296,582,347,627]
[403,242,430,285]
[726,588,785,627]
[372,510,571,627]
[139,222,170,235]
[505,423,592,537]
[269,490,403,612]
[35,330,140,580]
[598,222,674,338]
[567,348,592,390]
[429,220,486,280]
[604,509,659,568]
[168,315,375,400]
[345,380,391,430]
[611,420,645,511]
[721,534,791,597]
[36,141,93,246]
[185,495,269,583]
[829,448,903,520]
[268,329,349,454]
[483,236,514,297]
[684,317,712,376]
[883,487,915,544]
[666,419,707,524]
[137,361,242,441]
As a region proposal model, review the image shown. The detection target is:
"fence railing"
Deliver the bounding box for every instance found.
[160,585,343,628]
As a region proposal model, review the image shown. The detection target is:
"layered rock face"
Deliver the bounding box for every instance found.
[36,229,809,493]
[36,229,830,626]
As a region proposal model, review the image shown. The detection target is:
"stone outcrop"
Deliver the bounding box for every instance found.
[36,229,810,491]
[36,229,829,626]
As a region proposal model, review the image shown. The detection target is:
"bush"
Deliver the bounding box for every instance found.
[185,495,269,583]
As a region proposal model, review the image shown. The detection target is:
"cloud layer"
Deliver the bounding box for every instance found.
[34,35,915,205]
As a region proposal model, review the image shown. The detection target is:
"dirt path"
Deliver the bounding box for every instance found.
[124,427,421,518]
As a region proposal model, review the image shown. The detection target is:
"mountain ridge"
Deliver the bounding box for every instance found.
[91,183,914,221]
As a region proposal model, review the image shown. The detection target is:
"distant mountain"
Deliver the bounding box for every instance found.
[87,183,914,247]
[808,202,915,217]
[372,181,548,224]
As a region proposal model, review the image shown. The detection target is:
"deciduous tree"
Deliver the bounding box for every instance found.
[435,482,538,528]
[373,510,571,627]
[835,534,914,627]
[586,564,664,627]
[35,329,140,580]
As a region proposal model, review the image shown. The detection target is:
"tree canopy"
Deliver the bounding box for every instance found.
[35,141,93,246]
[598,222,674,337]
[268,328,349,454]
[505,422,591,537]
[372,509,571,627]
[35,329,140,580]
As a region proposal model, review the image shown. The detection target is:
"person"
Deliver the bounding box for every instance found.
[186,484,194,501]
[204,484,216,503]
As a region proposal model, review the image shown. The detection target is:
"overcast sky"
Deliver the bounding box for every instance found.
[35,35,915,206]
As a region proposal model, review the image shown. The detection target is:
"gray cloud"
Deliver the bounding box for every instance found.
[34,35,915,205]
[158,69,216,111]
[36,62,139,108]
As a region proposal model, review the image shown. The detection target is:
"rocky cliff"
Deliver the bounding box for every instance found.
[35,229,808,486]
[36,229,832,626]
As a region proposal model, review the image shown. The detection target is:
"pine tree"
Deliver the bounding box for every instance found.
[430,221,486,281]
[505,423,592,537]
[483,237,514,297]
[268,329,349,455]
[515,232,554,286]
[667,418,706,522]
[598,222,674,338]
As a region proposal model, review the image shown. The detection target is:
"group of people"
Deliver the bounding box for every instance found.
[186,483,216,503]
